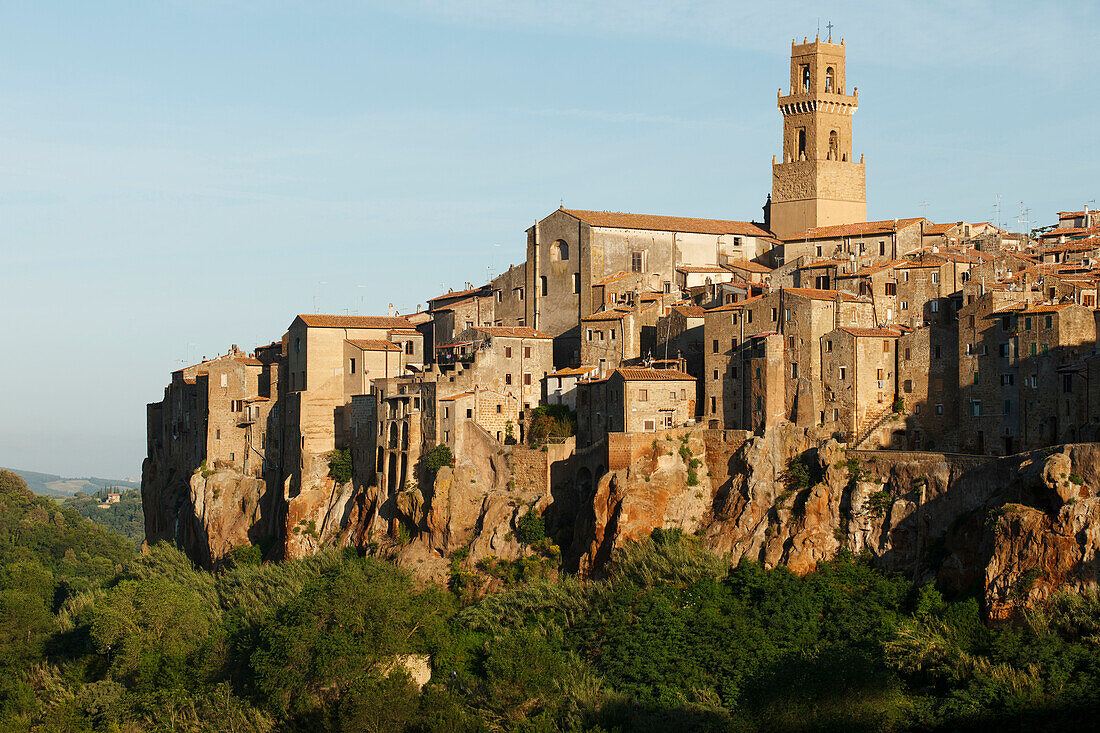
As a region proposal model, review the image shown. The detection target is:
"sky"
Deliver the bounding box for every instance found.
[1,1,1097,479]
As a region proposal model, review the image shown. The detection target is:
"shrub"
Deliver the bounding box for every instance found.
[226,544,263,568]
[515,508,546,545]
[527,404,577,447]
[866,489,893,517]
[326,449,353,485]
[425,444,455,478]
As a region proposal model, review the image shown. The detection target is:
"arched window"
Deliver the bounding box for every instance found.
[801,65,810,92]
[797,129,806,160]
[828,130,839,160]
[825,67,834,92]
[540,276,548,296]
[550,239,569,261]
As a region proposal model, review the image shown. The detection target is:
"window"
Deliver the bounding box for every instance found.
[1001,316,1011,331]
[1045,315,1053,329]
[747,310,753,323]
[669,391,677,400]
[1000,374,1014,386]
[1003,400,1011,415]
[885,282,897,296]
[771,308,778,322]
[999,343,1009,358]
[230,453,234,462]
[1029,343,1037,356]
[349,358,356,374]
[573,273,580,294]
[876,368,885,380]
[540,277,548,296]
[791,362,799,378]
[879,241,886,256]
[295,337,301,353]
[609,330,616,340]
[505,373,513,385]
[935,404,943,415]
[524,346,531,358]
[883,340,890,352]
[904,271,910,282]
[443,407,449,418]
[524,373,531,386]
[465,321,473,330]
[826,340,833,353]
[550,239,569,261]
[1024,317,1032,331]
[970,400,983,417]
[638,389,648,401]
[514,288,524,301]
[1063,374,1074,393]
[631,252,643,273]
[904,347,911,360]
[731,365,738,379]
[496,404,502,414]
[825,66,834,91]
[933,346,942,359]
[466,409,473,419]
[783,308,791,322]
[901,301,909,310]
[216,429,221,440]
[1042,344,1048,354]
[903,379,912,393]
[931,271,939,284]
[220,374,227,388]
[710,396,717,413]
[643,419,656,432]
[713,339,720,353]
[587,329,593,341]
[930,301,940,313]
[839,366,847,380]
[713,369,719,380]
[505,346,512,358]
[801,64,810,92]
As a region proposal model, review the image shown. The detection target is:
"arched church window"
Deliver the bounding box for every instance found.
[802,65,810,92]
[797,129,806,160]
[828,130,839,160]
[550,239,569,261]
[825,67,834,92]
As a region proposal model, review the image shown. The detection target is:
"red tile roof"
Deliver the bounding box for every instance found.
[784,217,926,241]
[923,222,962,235]
[614,367,696,381]
[548,366,597,378]
[783,287,865,302]
[296,314,411,329]
[562,208,771,237]
[591,272,636,287]
[427,285,491,303]
[1020,303,1075,314]
[670,305,707,318]
[581,309,632,322]
[345,339,402,351]
[708,294,765,312]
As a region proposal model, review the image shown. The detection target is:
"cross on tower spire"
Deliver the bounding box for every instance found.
[826,21,834,41]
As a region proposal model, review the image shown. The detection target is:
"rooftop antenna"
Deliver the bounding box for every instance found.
[356,284,367,315]
[919,200,930,219]
[313,281,327,313]
[993,194,1002,230]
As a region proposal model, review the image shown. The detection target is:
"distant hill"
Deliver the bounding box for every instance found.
[2,467,140,497]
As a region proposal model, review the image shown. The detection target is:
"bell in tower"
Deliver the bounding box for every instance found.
[769,34,867,239]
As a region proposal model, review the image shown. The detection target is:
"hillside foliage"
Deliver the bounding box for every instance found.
[2,468,1100,731]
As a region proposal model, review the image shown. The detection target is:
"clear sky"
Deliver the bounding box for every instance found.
[2,1,1097,479]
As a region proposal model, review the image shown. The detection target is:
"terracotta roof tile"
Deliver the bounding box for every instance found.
[784,217,926,241]
[562,208,771,237]
[591,272,636,287]
[296,314,411,329]
[675,265,730,274]
[613,367,696,381]
[670,305,707,318]
[581,309,632,322]
[427,285,491,303]
[783,287,864,302]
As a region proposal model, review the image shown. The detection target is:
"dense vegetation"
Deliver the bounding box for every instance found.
[3,468,1100,731]
[63,489,145,547]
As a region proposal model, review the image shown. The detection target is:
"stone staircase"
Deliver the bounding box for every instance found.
[852,405,897,449]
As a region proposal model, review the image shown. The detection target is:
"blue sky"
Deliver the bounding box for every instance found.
[1,1,1097,478]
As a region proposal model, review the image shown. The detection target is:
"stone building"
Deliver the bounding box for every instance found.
[896,324,960,450]
[820,327,899,444]
[576,367,697,445]
[770,36,866,238]
[524,207,773,364]
[543,366,596,412]
[779,218,925,266]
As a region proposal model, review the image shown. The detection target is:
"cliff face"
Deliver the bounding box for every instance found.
[567,427,1100,618]
[144,421,1100,616]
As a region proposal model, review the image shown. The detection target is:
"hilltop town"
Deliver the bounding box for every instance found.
[143,36,1100,609]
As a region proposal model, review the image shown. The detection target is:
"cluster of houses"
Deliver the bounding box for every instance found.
[146,35,1100,505]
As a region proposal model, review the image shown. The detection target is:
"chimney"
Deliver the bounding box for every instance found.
[388,303,394,316]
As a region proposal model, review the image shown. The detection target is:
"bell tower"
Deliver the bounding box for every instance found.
[770,34,866,239]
